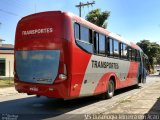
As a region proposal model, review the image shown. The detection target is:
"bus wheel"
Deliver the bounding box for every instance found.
[106,80,115,98]
[138,75,141,83]
[101,79,115,99]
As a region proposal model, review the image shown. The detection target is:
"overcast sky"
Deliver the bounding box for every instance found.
[0,0,160,44]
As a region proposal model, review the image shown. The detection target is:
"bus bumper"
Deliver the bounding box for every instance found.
[14,82,69,99]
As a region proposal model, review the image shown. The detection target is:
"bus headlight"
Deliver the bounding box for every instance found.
[59,74,67,80]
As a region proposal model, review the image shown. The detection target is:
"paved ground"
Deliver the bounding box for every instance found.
[0,74,160,120]
[53,74,160,120]
[0,87,18,97]
[103,81,160,115]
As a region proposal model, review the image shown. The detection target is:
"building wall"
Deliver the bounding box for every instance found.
[0,54,14,78]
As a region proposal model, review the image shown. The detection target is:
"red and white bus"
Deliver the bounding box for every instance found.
[14,11,147,99]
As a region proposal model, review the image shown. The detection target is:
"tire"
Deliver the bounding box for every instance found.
[101,79,115,99]
[106,80,115,98]
[138,75,141,83]
[134,83,140,88]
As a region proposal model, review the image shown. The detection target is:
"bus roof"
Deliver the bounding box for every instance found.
[19,10,141,50]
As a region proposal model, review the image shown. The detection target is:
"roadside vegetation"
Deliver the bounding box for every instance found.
[0,79,14,88]
[86,8,110,29]
[137,40,160,74]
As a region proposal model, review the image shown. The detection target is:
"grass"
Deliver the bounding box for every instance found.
[0,79,14,88]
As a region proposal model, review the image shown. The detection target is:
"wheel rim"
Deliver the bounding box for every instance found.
[108,81,114,94]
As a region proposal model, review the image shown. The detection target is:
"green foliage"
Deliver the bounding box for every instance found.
[137,40,160,72]
[157,56,160,65]
[0,79,14,88]
[85,9,110,28]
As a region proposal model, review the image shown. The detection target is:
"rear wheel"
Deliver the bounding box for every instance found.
[106,80,115,98]
[101,79,115,99]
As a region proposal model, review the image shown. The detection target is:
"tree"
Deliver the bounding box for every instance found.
[157,55,160,65]
[137,40,160,73]
[85,9,110,28]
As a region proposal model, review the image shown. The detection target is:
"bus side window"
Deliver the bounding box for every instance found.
[109,38,113,56]
[132,49,136,61]
[74,23,80,40]
[106,37,109,55]
[120,43,123,58]
[135,50,138,61]
[128,47,132,60]
[136,50,140,62]
[113,39,119,58]
[99,33,106,55]
[80,25,90,43]
[93,32,99,54]
[121,43,127,59]
[93,32,106,56]
[123,44,128,59]
[93,32,105,56]
[74,23,93,54]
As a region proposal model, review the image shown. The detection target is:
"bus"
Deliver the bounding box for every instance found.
[14,11,147,99]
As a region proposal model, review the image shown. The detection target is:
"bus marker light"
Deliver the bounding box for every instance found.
[59,74,67,80]
[73,84,78,89]
[73,84,78,90]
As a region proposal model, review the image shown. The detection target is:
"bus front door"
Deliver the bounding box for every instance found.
[139,52,147,83]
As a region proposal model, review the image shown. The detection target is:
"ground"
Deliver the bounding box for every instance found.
[0,74,160,120]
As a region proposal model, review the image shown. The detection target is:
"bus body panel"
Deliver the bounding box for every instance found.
[71,54,139,97]
[14,11,145,99]
[70,15,141,97]
[70,48,92,98]
[15,11,72,98]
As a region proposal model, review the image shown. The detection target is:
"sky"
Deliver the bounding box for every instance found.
[0,0,160,44]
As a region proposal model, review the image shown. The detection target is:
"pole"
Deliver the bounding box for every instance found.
[79,2,81,17]
[76,1,95,17]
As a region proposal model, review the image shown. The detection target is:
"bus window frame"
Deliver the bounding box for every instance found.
[96,32,106,56]
[119,43,129,61]
[131,48,136,61]
[106,36,110,56]
[113,39,120,58]
[108,37,121,59]
[92,31,107,57]
[128,46,132,61]
[74,22,94,54]
[108,37,114,57]
[136,50,141,62]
